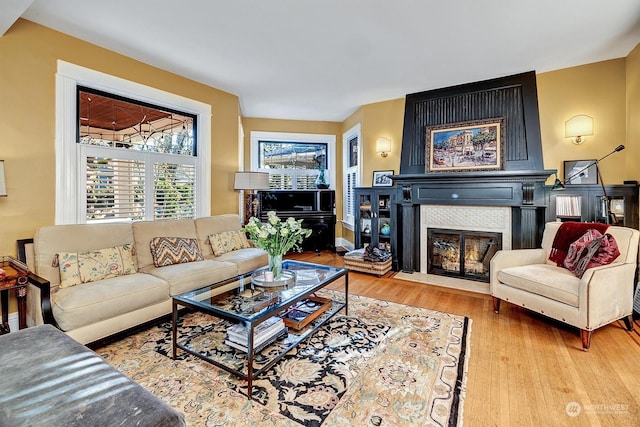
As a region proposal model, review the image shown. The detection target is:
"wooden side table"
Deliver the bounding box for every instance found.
[0,256,29,334]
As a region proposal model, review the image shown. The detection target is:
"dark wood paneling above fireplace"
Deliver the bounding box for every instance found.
[400,71,544,174]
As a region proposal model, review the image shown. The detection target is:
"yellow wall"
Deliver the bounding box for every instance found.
[0,19,241,260]
[626,43,640,179]
[359,98,405,186]
[537,59,632,183]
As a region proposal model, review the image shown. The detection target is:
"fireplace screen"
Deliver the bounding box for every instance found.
[427,228,501,282]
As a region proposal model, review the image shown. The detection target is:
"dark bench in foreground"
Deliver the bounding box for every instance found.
[0,324,185,426]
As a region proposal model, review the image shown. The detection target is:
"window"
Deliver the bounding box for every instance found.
[250,131,336,190]
[55,61,211,224]
[78,87,197,222]
[342,124,361,228]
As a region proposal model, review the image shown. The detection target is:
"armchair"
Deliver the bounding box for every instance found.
[491,222,639,350]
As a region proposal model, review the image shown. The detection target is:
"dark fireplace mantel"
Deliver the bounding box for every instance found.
[390,170,554,272]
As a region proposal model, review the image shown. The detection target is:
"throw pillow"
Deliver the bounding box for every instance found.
[150,237,204,267]
[209,230,251,257]
[563,229,620,278]
[57,244,137,288]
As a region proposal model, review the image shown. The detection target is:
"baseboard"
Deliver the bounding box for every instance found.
[336,238,354,252]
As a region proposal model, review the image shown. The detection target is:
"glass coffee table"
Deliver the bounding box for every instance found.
[171,260,348,397]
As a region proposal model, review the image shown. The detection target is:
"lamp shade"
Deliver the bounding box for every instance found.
[565,115,593,138]
[233,171,270,190]
[0,160,6,197]
[375,137,391,156]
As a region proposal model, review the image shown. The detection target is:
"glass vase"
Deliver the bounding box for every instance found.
[268,253,283,279]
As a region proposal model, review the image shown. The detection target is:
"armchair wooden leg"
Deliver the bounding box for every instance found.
[580,329,592,351]
[492,297,501,313]
[622,315,634,332]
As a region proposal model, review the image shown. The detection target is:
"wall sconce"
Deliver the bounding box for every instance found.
[234,171,270,223]
[376,137,391,158]
[565,115,593,145]
[0,160,6,197]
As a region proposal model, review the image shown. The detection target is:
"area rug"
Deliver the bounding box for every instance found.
[97,292,471,426]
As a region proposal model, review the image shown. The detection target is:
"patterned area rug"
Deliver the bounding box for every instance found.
[97,292,471,426]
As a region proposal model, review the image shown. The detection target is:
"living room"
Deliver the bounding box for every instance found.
[1,2,640,426]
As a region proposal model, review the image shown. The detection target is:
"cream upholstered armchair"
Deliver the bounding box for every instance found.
[490,222,639,350]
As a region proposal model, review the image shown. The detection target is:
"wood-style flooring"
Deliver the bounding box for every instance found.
[288,251,640,426]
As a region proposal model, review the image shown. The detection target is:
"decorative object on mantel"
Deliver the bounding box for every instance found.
[425,117,506,173]
[242,211,311,279]
[565,114,593,145]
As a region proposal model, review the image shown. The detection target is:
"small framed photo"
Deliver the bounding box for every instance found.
[372,170,394,187]
[563,160,597,185]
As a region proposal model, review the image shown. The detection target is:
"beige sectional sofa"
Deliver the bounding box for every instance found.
[25,214,267,346]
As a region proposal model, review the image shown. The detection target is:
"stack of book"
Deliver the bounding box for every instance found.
[225,316,286,353]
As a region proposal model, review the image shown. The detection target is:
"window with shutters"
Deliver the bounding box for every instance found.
[250,131,336,190]
[342,124,361,229]
[78,88,198,222]
[55,61,211,224]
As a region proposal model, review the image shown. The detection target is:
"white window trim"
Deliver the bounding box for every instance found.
[250,131,336,188]
[342,124,362,230]
[55,60,211,224]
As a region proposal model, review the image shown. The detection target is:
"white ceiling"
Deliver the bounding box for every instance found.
[5,0,640,121]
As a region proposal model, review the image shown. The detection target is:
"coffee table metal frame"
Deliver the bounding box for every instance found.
[171,260,348,397]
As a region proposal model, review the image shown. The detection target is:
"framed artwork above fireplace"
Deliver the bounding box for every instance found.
[425,117,506,173]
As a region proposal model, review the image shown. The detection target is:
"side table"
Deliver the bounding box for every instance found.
[0,256,29,334]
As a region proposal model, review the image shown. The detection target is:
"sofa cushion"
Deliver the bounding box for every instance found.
[57,244,137,288]
[141,259,238,296]
[209,230,251,256]
[497,264,580,307]
[34,223,135,288]
[150,237,203,267]
[194,214,245,257]
[211,247,268,274]
[52,273,169,331]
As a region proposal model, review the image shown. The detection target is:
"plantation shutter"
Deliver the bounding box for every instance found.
[154,162,196,219]
[86,156,145,221]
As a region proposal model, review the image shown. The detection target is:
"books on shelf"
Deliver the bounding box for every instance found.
[225,316,286,352]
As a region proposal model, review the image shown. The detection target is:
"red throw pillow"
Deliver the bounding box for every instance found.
[563,229,620,278]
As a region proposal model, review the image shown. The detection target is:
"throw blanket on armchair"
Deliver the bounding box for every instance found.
[549,221,610,266]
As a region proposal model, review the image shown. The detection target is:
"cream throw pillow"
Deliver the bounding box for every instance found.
[57,244,137,288]
[209,230,251,256]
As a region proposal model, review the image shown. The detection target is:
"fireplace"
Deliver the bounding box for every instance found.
[391,71,555,281]
[427,228,502,283]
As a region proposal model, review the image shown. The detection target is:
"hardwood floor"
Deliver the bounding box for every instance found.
[289,251,640,426]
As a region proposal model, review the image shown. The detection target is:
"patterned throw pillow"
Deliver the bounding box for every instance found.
[57,244,137,288]
[209,230,251,257]
[150,237,204,267]
[563,229,620,278]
